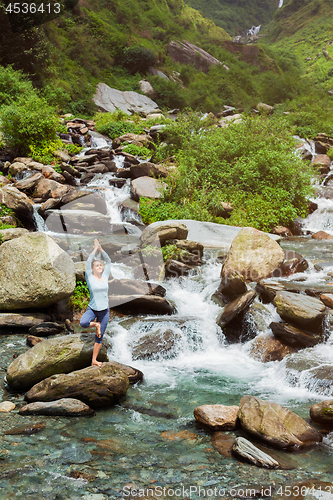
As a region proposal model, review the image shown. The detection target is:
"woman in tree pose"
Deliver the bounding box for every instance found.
[80,239,111,367]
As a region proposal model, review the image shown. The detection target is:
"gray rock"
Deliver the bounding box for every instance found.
[130,176,167,202]
[310,400,333,427]
[273,291,326,332]
[0,233,76,310]
[128,162,168,179]
[0,228,29,242]
[0,185,34,226]
[109,278,166,297]
[270,322,324,348]
[25,362,130,408]
[217,290,256,328]
[232,437,279,468]
[6,333,108,391]
[93,83,159,115]
[0,312,51,329]
[14,172,44,192]
[28,322,65,337]
[109,294,175,315]
[167,40,221,73]
[19,398,95,417]
[140,222,188,247]
[132,329,180,360]
[106,361,143,384]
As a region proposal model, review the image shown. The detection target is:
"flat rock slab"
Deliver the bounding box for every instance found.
[310,399,333,427]
[25,363,130,409]
[6,333,108,392]
[270,322,324,348]
[273,291,326,332]
[194,404,239,430]
[238,395,322,449]
[232,437,280,469]
[148,220,280,249]
[130,176,167,202]
[19,398,95,417]
[0,312,51,328]
[217,290,256,328]
[109,279,166,297]
[93,83,159,115]
[29,322,65,336]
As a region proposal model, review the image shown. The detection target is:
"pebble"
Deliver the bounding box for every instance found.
[0,402,16,412]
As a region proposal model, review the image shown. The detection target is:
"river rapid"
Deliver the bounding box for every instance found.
[0,139,333,499]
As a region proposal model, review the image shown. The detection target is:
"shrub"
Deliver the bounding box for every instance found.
[69,281,90,311]
[122,143,151,158]
[0,94,59,154]
[94,111,144,139]
[0,66,35,108]
[121,46,156,74]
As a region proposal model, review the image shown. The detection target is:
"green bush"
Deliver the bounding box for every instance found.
[122,143,151,158]
[121,46,156,74]
[69,281,90,311]
[0,94,59,154]
[94,111,144,139]
[0,66,35,109]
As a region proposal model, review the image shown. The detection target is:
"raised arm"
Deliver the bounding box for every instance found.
[85,239,100,278]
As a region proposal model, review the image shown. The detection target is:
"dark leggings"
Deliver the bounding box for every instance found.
[80,307,109,344]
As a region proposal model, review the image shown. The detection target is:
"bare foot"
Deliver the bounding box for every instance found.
[91,359,102,367]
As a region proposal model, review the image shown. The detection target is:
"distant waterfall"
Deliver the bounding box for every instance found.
[247,25,261,36]
[278,0,284,7]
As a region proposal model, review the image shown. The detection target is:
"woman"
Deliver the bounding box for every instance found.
[80,239,111,367]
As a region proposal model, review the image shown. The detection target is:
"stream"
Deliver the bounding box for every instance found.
[0,139,333,499]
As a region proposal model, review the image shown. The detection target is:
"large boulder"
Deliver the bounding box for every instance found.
[140,222,188,247]
[167,40,222,74]
[93,83,159,115]
[25,363,130,408]
[273,291,326,332]
[130,176,167,202]
[0,233,76,310]
[128,162,168,179]
[34,178,72,200]
[0,312,51,329]
[0,227,29,242]
[221,228,285,293]
[238,395,322,449]
[6,333,108,391]
[0,185,34,227]
[310,400,333,427]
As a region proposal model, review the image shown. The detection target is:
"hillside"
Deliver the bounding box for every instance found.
[183,0,280,35]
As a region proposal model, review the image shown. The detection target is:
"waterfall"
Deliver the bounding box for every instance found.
[278,0,284,7]
[247,25,261,36]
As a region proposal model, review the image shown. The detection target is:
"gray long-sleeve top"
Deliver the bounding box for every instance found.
[85,250,111,311]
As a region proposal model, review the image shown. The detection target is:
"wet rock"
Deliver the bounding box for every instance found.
[238,395,322,449]
[310,399,333,427]
[34,178,72,200]
[44,210,112,234]
[312,231,333,240]
[218,270,247,299]
[108,278,166,297]
[6,333,108,391]
[320,293,333,308]
[120,197,139,214]
[171,239,204,258]
[0,228,29,242]
[0,233,76,311]
[194,404,239,430]
[140,222,188,247]
[285,352,333,396]
[4,422,46,435]
[270,322,324,348]
[27,335,44,347]
[41,165,65,183]
[19,398,95,417]
[28,322,65,336]
[130,176,167,202]
[221,228,285,290]
[217,290,256,328]
[276,251,309,277]
[249,335,297,362]
[165,259,196,278]
[271,226,293,237]
[0,402,15,412]
[109,178,127,188]
[312,154,331,174]
[232,437,279,468]
[14,172,44,192]
[0,312,51,328]
[132,329,180,360]
[106,361,143,384]
[8,161,27,176]
[109,294,175,315]
[273,291,326,332]
[211,432,235,457]
[25,363,130,409]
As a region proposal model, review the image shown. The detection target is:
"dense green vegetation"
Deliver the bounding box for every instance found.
[69,281,90,311]
[140,113,315,232]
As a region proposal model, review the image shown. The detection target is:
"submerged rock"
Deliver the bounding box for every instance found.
[238,395,322,449]
[19,398,95,417]
[194,404,239,430]
[232,437,279,468]
[6,333,108,392]
[132,329,180,360]
[249,335,297,363]
[25,363,130,408]
[270,322,324,348]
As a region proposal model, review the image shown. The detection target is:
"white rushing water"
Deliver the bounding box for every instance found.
[278,0,284,8]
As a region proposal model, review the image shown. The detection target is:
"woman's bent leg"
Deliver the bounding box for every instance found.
[80,307,96,328]
[91,309,109,367]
